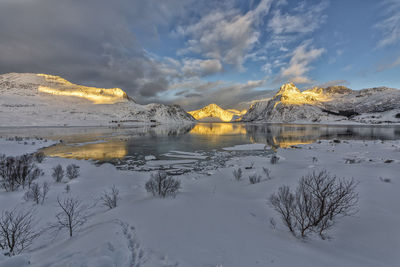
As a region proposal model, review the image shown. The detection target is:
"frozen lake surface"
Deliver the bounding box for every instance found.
[1,123,399,161]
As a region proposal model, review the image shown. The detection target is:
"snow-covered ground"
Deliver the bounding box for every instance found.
[0,138,399,266]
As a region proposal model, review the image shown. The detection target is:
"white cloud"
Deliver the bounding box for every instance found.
[174,0,273,70]
[279,40,325,84]
[268,1,328,35]
[375,0,400,48]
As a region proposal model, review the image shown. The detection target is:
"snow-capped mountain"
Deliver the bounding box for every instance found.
[188,103,246,122]
[241,82,400,124]
[0,73,194,126]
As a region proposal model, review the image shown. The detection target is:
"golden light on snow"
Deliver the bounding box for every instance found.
[274,82,332,108]
[41,141,127,160]
[188,103,246,122]
[37,74,128,104]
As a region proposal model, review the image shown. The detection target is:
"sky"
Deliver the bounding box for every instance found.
[0,0,399,110]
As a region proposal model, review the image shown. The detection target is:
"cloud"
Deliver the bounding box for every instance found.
[279,40,325,84]
[182,59,223,77]
[0,0,192,102]
[175,0,273,70]
[164,79,269,110]
[268,1,328,35]
[377,55,400,72]
[375,0,400,48]
[315,80,350,88]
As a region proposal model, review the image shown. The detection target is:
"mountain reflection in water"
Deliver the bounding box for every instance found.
[1,123,398,161]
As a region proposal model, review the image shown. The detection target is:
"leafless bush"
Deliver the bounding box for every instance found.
[0,154,43,192]
[33,152,45,163]
[56,196,86,237]
[344,158,356,164]
[270,170,358,239]
[101,185,119,209]
[249,173,261,184]
[245,162,254,169]
[52,164,64,183]
[0,209,38,255]
[65,184,71,193]
[66,164,80,180]
[270,154,279,164]
[24,182,49,205]
[379,177,391,183]
[262,167,271,179]
[233,168,242,181]
[269,217,276,229]
[145,171,180,198]
[270,185,295,233]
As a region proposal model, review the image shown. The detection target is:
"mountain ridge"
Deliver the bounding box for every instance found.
[241,83,400,124]
[0,73,194,126]
[188,103,246,122]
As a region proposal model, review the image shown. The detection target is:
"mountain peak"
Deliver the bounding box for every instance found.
[276,82,300,96]
[188,104,245,122]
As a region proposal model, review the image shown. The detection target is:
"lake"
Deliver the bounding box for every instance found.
[1,123,399,162]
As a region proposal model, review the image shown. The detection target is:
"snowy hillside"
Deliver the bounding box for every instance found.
[242,83,400,124]
[0,73,194,126]
[188,103,246,122]
[1,136,400,266]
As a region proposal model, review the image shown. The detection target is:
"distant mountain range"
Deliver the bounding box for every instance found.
[0,73,194,126]
[241,83,400,124]
[1,73,399,126]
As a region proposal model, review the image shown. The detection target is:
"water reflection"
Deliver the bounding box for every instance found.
[42,141,128,160]
[190,123,246,135]
[1,123,399,161]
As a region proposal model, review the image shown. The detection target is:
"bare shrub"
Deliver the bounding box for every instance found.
[245,162,254,169]
[41,182,49,204]
[24,183,40,204]
[345,158,356,164]
[66,164,80,180]
[270,154,279,164]
[52,164,64,183]
[65,184,71,193]
[0,154,43,192]
[33,152,45,163]
[101,185,119,209]
[379,177,391,183]
[233,168,242,181]
[270,185,295,233]
[262,167,271,179]
[270,170,358,239]
[56,196,86,237]
[269,217,276,229]
[249,173,261,184]
[0,209,38,255]
[145,171,180,198]
[24,182,50,205]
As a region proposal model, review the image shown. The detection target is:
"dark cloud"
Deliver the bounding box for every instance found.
[0,0,191,103]
[184,93,203,98]
[163,79,274,110]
